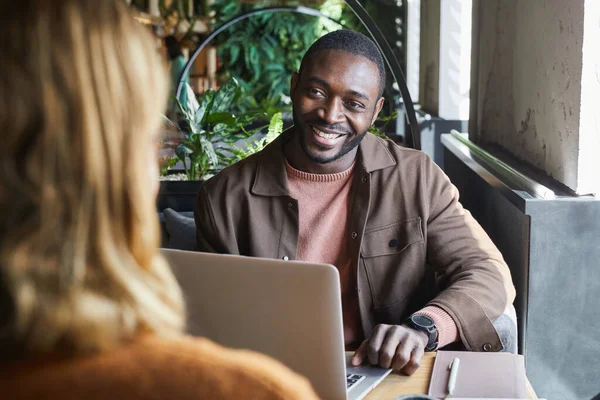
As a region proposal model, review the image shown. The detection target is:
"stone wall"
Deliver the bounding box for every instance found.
[471,0,599,194]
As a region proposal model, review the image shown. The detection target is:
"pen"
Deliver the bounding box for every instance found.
[447,357,460,396]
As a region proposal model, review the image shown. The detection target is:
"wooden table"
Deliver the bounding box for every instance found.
[362,353,539,399]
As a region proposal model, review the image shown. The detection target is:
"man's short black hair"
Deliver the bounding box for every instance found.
[299,29,387,97]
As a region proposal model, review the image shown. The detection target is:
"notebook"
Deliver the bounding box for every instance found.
[428,350,527,398]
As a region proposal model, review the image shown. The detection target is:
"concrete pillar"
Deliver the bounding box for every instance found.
[419,0,440,114]
[438,0,471,120]
[406,0,421,102]
[470,0,600,195]
[149,0,159,16]
[419,0,472,120]
[578,0,600,195]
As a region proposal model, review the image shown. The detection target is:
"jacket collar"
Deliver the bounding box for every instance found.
[251,129,396,197]
[251,129,294,197]
[358,132,397,173]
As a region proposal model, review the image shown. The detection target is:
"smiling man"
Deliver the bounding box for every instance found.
[285,41,385,173]
[195,30,515,375]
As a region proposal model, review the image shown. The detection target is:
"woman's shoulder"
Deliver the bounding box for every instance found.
[137,335,319,398]
[0,335,319,400]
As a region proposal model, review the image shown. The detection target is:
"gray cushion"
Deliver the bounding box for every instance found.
[158,212,169,248]
[162,208,196,251]
[493,305,518,354]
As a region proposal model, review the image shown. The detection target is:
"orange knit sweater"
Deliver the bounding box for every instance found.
[286,160,362,346]
[285,161,459,349]
[0,335,320,400]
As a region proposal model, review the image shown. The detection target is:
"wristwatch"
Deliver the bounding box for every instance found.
[403,314,438,351]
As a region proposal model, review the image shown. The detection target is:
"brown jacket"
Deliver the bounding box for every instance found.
[195,131,516,352]
[0,335,319,399]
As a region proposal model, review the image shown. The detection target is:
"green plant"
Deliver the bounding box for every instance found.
[222,111,283,164]
[173,77,283,180]
[210,0,327,116]
[368,109,399,138]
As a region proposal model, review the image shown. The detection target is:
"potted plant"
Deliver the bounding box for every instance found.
[158,77,283,212]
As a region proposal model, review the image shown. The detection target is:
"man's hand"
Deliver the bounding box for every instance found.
[351,324,429,375]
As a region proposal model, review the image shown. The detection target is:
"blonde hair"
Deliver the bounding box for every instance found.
[0,0,185,354]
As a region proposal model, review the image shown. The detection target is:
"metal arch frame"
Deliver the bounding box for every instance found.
[176,2,420,150]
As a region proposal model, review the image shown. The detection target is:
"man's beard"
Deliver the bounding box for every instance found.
[292,109,368,165]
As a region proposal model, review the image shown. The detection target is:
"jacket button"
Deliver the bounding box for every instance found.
[389,239,398,248]
[351,232,358,239]
[282,256,289,261]
[287,202,293,208]
[361,176,367,183]
[482,343,492,351]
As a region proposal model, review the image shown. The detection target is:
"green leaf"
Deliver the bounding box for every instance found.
[218,132,250,144]
[263,44,275,61]
[200,135,218,167]
[244,125,269,138]
[237,112,263,126]
[249,49,260,80]
[159,154,179,176]
[249,44,258,63]
[263,63,285,73]
[196,90,215,125]
[264,35,277,47]
[230,45,240,64]
[189,132,203,148]
[211,78,239,113]
[243,48,252,75]
[211,123,231,139]
[377,110,399,122]
[207,112,237,126]
[176,143,193,157]
[266,112,283,143]
[176,98,195,123]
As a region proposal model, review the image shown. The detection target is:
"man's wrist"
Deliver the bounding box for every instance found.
[403,314,438,351]
[411,328,429,349]
[415,306,460,349]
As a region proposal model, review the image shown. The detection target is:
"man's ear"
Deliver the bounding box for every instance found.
[371,97,385,125]
[290,71,300,98]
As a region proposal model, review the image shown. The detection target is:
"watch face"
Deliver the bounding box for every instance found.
[412,314,434,328]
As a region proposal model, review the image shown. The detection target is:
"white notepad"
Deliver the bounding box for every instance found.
[428,350,527,399]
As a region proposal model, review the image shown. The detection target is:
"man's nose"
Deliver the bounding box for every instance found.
[317,98,345,125]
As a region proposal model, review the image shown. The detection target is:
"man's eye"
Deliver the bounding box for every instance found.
[308,88,324,96]
[347,101,365,110]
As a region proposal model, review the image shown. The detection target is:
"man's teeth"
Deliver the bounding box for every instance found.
[312,127,340,140]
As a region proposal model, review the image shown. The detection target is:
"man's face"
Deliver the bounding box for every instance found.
[290,49,384,165]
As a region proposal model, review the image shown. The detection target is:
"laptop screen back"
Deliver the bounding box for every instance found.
[162,249,349,400]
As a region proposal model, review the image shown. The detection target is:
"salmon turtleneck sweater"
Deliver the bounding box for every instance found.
[285,160,459,349]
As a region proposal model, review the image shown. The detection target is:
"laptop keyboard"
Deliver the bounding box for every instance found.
[346,373,366,391]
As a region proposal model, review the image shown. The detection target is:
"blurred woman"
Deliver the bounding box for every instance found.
[0,1,318,399]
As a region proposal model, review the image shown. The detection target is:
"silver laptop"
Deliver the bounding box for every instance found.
[162,249,392,400]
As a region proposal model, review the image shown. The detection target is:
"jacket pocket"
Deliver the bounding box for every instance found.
[361,218,425,310]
